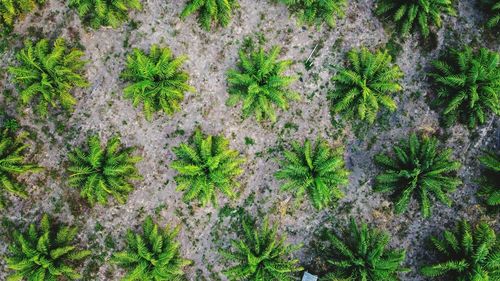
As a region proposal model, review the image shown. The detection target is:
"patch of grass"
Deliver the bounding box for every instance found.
[244,136,255,145]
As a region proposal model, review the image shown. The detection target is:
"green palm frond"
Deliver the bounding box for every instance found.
[329,47,403,124]
[5,214,91,281]
[171,128,245,207]
[421,220,499,281]
[477,150,500,211]
[429,47,500,128]
[67,134,142,206]
[69,0,142,29]
[322,219,407,281]
[8,37,89,117]
[180,0,239,31]
[480,0,500,29]
[375,0,455,38]
[275,137,349,210]
[112,216,192,281]
[374,133,462,218]
[279,0,347,28]
[0,0,45,33]
[220,215,303,281]
[227,45,299,123]
[121,45,195,121]
[0,125,42,209]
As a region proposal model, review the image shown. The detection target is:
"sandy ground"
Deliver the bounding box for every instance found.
[0,0,498,280]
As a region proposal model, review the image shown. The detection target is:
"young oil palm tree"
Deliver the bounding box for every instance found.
[171,128,245,207]
[477,150,499,210]
[8,37,89,117]
[421,220,499,280]
[0,125,41,209]
[429,47,499,128]
[69,0,142,29]
[112,216,192,280]
[322,219,407,281]
[121,45,195,121]
[375,0,455,38]
[275,137,349,210]
[480,0,500,29]
[67,134,142,206]
[279,0,347,28]
[5,214,91,280]
[374,133,462,218]
[0,0,45,33]
[180,0,239,31]
[220,215,303,281]
[329,47,403,124]
[227,45,299,123]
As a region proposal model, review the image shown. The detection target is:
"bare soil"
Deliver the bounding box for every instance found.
[0,0,498,280]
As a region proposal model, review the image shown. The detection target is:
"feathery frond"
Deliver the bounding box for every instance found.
[480,0,500,29]
[0,0,45,33]
[112,216,192,281]
[8,37,89,117]
[5,214,91,281]
[67,134,142,206]
[429,47,500,128]
[375,0,455,38]
[180,0,239,31]
[69,0,141,29]
[220,215,303,281]
[279,0,347,28]
[421,220,499,280]
[121,45,195,121]
[227,45,299,123]
[322,219,407,281]
[275,137,349,210]
[171,128,245,207]
[477,150,500,210]
[0,125,41,209]
[329,47,403,124]
[374,133,462,218]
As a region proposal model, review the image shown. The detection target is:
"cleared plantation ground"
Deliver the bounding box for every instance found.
[0,0,498,280]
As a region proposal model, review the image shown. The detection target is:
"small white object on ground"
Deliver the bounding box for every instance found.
[302,271,318,281]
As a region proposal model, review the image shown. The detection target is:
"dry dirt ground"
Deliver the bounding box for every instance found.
[0,0,498,280]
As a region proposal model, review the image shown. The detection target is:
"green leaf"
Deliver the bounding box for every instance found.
[227,44,298,123]
[181,0,238,30]
[9,38,88,117]
[280,0,347,28]
[430,47,500,128]
[374,133,461,218]
[67,134,142,206]
[121,45,194,121]
[324,219,406,280]
[171,128,244,206]
[113,217,191,280]
[275,137,349,210]
[375,0,455,37]
[68,0,142,28]
[221,215,303,280]
[5,214,89,280]
[329,47,403,124]
[422,220,498,280]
